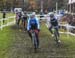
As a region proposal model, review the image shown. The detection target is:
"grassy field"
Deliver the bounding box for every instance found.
[0,22,75,58]
[0,26,15,58]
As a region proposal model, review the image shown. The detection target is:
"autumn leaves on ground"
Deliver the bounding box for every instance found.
[0,22,75,58]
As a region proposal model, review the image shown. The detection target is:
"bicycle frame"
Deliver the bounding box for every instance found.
[31,30,38,51]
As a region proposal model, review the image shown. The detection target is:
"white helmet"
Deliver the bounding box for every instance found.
[48,12,54,16]
[30,12,36,17]
[32,12,36,16]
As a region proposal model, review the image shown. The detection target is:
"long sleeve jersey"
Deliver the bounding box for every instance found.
[27,17,40,30]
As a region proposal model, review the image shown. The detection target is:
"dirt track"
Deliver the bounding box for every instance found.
[2,25,75,58]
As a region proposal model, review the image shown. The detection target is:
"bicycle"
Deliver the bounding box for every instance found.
[31,29,39,52]
[52,27,60,47]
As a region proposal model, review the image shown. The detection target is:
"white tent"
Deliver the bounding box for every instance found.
[68,0,75,4]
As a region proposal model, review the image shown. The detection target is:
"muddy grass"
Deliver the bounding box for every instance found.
[0,23,75,58]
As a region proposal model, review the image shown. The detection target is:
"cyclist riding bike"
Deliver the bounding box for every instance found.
[27,12,40,49]
[49,13,61,43]
[17,11,22,28]
[22,11,28,31]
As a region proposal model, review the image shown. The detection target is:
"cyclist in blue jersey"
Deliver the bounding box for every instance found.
[27,12,40,48]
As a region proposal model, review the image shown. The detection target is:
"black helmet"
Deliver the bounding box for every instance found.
[50,13,54,18]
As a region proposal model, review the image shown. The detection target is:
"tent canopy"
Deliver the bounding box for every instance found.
[68,0,75,4]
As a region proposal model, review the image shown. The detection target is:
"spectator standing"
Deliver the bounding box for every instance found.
[2,9,6,24]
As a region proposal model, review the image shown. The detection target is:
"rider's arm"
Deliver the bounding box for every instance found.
[36,17,40,30]
[27,18,30,31]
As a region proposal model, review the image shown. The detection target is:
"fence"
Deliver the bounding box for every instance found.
[59,22,75,36]
[0,14,75,37]
[0,16,15,30]
[0,14,45,30]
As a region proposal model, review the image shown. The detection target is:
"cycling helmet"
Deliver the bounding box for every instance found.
[32,12,36,16]
[50,13,54,18]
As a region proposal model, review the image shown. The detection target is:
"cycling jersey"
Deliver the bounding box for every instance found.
[22,14,27,21]
[27,17,40,31]
[30,18,37,29]
[18,12,22,18]
[50,18,58,26]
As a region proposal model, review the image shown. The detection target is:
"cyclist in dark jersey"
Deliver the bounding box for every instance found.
[22,11,28,31]
[17,12,22,28]
[49,13,60,42]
